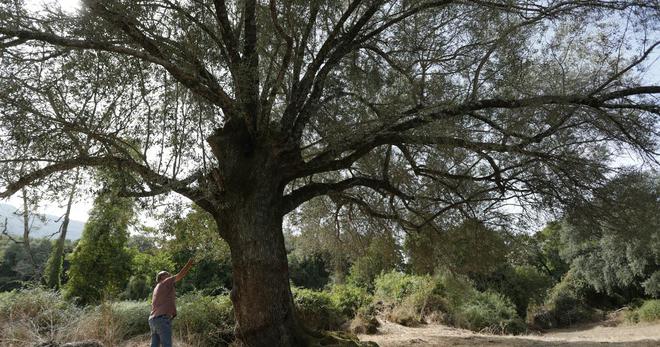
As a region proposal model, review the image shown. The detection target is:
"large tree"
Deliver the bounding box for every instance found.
[1,1,659,345]
[64,185,135,304]
[561,170,660,297]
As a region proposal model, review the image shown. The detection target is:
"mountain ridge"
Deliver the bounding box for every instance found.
[0,203,85,240]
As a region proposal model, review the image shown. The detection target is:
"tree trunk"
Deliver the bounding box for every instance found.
[21,189,38,277]
[219,201,306,346]
[209,125,309,346]
[206,124,372,346]
[45,170,79,289]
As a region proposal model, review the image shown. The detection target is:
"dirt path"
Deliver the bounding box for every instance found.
[358,319,660,347]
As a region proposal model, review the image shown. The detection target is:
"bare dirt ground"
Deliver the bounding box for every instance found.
[119,317,660,347]
[358,319,660,347]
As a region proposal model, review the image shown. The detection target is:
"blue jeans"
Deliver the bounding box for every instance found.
[149,316,172,347]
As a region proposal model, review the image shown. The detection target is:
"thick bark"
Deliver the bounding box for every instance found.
[219,203,305,346]
[208,124,308,346]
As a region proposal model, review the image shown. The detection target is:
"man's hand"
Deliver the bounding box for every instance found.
[175,258,195,282]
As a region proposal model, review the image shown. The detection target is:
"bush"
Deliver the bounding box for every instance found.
[347,234,402,290]
[0,287,82,344]
[372,271,526,333]
[292,287,345,330]
[329,284,372,317]
[123,275,152,300]
[110,301,151,338]
[627,300,660,323]
[431,272,476,315]
[455,290,526,334]
[373,271,465,326]
[348,305,379,334]
[373,272,436,326]
[374,271,430,304]
[637,300,660,322]
[472,265,553,317]
[529,271,598,329]
[0,287,75,327]
[0,288,237,346]
[175,292,235,346]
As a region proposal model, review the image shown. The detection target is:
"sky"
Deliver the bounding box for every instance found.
[27,0,80,12]
[7,0,660,224]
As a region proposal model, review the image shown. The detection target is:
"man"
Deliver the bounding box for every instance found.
[149,258,194,347]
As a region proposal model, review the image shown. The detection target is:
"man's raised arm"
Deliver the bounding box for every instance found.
[175,258,195,282]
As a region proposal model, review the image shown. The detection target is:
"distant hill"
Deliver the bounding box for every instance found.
[0,203,85,241]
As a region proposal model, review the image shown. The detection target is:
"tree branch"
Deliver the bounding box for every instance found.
[0,156,204,204]
[281,176,412,215]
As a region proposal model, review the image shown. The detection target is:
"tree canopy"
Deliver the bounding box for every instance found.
[1,1,659,345]
[561,171,660,297]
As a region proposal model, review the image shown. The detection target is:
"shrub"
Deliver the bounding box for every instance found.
[292,287,344,330]
[432,272,477,313]
[627,300,660,323]
[111,301,151,339]
[374,271,430,304]
[529,270,598,329]
[123,275,152,300]
[0,287,82,345]
[472,265,553,317]
[329,284,372,317]
[373,271,458,326]
[373,271,526,333]
[348,305,379,334]
[0,287,75,327]
[175,292,235,346]
[347,234,402,290]
[455,290,525,334]
[373,272,432,326]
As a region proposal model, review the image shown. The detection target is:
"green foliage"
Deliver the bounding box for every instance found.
[473,264,554,317]
[108,300,151,339]
[533,223,570,280]
[432,272,478,312]
[374,271,431,304]
[64,190,135,304]
[626,299,660,324]
[289,252,331,290]
[529,270,599,328]
[630,300,660,323]
[0,237,52,290]
[643,271,660,297]
[124,247,175,300]
[123,275,151,301]
[561,171,660,297]
[373,271,525,333]
[0,287,79,332]
[405,219,508,276]
[292,287,345,331]
[329,283,372,318]
[160,205,232,295]
[455,290,526,334]
[175,292,235,346]
[348,233,402,290]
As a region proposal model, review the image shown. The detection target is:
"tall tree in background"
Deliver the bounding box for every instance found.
[63,187,134,304]
[561,171,660,297]
[0,1,659,344]
[44,169,81,289]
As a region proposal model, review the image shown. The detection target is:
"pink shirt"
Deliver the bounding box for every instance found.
[150,276,176,319]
